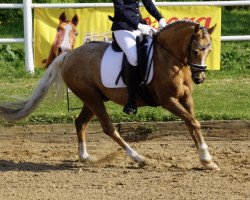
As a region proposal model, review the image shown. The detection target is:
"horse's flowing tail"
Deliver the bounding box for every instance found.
[0,53,66,122]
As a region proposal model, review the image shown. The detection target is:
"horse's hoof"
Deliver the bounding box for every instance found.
[137,156,148,168]
[201,160,221,171]
[138,160,147,168]
[79,156,97,163]
[123,103,137,115]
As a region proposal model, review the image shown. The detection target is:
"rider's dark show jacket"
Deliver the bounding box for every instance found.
[111,0,163,31]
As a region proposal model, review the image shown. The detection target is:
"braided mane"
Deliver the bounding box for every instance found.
[156,19,199,36]
[155,19,209,38]
[164,19,199,30]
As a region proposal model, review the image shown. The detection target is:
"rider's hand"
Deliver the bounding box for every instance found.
[138,23,153,35]
[159,18,167,29]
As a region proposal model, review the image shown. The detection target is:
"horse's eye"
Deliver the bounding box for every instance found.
[57,27,61,32]
[192,49,199,56]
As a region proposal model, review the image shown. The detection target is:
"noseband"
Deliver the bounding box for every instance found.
[154,28,211,72]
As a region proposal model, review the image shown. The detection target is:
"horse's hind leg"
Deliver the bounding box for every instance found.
[75,105,95,162]
[88,99,147,167]
[163,95,220,171]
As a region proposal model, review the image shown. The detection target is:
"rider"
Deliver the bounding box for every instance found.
[111,0,166,115]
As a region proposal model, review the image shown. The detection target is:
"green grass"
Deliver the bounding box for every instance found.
[193,78,250,120]
[0,7,249,125]
[0,58,249,126]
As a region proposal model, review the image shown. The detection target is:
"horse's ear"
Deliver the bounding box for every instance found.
[59,12,67,22]
[194,24,200,33]
[208,24,216,35]
[72,14,79,26]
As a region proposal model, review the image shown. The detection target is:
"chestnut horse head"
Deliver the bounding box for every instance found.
[0,20,220,171]
[155,21,215,85]
[43,12,79,68]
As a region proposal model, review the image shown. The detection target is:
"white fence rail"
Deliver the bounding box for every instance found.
[0,0,250,73]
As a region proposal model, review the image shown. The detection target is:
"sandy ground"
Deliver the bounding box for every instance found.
[0,122,249,200]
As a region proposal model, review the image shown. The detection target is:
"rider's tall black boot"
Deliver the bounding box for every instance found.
[123,64,138,115]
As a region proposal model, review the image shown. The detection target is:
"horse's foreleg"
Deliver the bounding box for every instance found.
[163,96,220,171]
[180,91,220,170]
[89,100,147,167]
[75,105,95,162]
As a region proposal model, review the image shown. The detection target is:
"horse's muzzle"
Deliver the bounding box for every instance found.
[193,77,205,84]
[192,71,206,84]
[58,47,71,55]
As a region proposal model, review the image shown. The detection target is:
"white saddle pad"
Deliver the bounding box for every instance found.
[101,39,154,88]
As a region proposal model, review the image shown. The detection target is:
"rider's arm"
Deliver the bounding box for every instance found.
[142,0,163,21]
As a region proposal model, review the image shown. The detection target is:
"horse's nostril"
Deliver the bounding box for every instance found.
[58,46,71,54]
[193,78,203,84]
[58,47,62,54]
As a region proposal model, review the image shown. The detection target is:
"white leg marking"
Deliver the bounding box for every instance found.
[78,142,90,161]
[198,143,212,161]
[125,145,143,163]
[114,130,146,166]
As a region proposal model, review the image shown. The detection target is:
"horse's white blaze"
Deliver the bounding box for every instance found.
[60,24,72,52]
[198,143,212,161]
[78,142,90,160]
[201,58,206,66]
[201,49,209,65]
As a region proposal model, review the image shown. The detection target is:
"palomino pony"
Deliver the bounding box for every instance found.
[42,12,79,68]
[0,20,220,171]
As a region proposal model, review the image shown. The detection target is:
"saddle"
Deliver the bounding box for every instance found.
[112,34,152,85]
[111,34,158,107]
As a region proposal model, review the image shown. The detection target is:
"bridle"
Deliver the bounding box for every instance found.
[153,29,211,72]
[187,35,211,72]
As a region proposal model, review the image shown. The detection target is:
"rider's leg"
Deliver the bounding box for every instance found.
[123,63,138,114]
[114,30,141,114]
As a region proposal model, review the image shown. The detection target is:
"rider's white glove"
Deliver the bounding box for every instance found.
[138,23,153,35]
[159,18,167,28]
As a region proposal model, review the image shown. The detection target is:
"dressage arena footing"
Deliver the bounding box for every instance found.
[0,120,249,141]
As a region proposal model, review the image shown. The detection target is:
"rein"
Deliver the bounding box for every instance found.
[153,36,187,67]
[153,31,211,72]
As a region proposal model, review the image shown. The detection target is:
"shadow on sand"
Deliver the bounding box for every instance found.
[0,159,77,172]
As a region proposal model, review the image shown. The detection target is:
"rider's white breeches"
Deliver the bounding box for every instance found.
[113,30,142,66]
